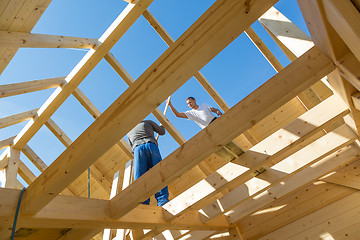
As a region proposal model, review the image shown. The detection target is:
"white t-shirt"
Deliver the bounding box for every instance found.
[184,103,215,129]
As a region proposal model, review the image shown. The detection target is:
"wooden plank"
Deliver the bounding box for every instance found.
[4,148,20,188]
[21,144,47,171]
[0,136,15,150]
[12,0,154,150]
[110,46,334,219]
[321,172,360,190]
[18,160,36,185]
[245,26,283,72]
[0,77,66,98]
[45,118,72,147]
[0,108,38,129]
[323,0,360,62]
[0,31,99,48]
[227,142,360,223]
[352,92,360,111]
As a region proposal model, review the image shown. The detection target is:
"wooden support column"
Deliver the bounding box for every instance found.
[5,147,20,189]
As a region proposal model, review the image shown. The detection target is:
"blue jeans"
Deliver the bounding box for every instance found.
[133,142,169,206]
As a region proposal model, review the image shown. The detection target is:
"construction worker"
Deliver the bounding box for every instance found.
[127,120,169,206]
[167,97,222,129]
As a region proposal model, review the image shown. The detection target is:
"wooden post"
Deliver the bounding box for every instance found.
[5,147,20,189]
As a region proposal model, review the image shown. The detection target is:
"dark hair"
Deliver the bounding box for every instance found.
[186,97,195,101]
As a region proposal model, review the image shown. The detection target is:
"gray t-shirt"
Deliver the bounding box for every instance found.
[127,120,165,150]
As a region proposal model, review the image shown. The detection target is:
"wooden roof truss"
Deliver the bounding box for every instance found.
[1,0,360,239]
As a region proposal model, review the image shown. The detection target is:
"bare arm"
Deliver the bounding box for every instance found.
[210,107,222,116]
[167,99,188,119]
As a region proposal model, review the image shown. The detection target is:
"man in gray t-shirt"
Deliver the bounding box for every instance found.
[127,120,169,206]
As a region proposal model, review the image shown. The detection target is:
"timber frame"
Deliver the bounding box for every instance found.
[1,0,360,239]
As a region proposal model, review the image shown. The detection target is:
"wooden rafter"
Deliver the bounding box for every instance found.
[0,31,99,49]
[0,77,65,98]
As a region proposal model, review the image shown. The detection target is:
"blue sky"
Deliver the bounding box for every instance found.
[0,0,310,184]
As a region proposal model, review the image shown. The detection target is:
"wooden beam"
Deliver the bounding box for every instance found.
[323,0,360,62]
[18,160,36,185]
[5,148,20,188]
[352,92,360,111]
[0,31,99,49]
[0,77,66,98]
[227,142,360,223]
[321,171,360,190]
[110,46,334,218]
[0,188,229,230]
[0,136,15,150]
[12,0,154,150]
[244,26,283,72]
[0,108,39,129]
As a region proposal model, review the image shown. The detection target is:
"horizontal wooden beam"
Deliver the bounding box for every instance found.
[0,188,229,230]
[0,77,66,98]
[0,31,99,49]
[0,108,39,129]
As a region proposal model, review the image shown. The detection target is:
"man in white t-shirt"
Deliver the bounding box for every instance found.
[167,97,222,129]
